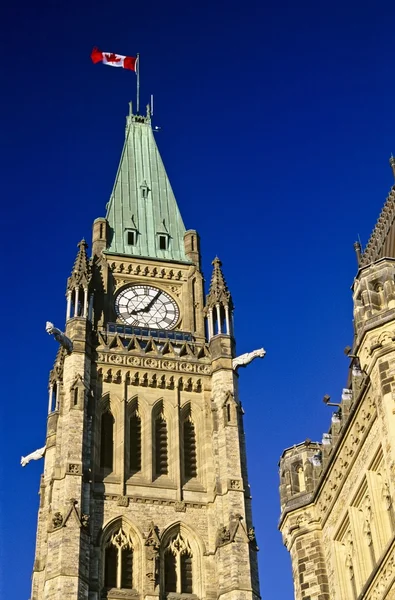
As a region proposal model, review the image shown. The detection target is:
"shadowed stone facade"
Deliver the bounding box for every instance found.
[28,105,261,600]
[279,164,395,599]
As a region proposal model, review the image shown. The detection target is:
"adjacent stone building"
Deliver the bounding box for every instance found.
[279,162,395,599]
[28,103,262,600]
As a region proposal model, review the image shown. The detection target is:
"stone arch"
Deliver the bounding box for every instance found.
[98,516,144,594]
[160,521,205,598]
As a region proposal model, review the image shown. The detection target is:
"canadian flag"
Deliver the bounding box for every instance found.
[91,47,137,72]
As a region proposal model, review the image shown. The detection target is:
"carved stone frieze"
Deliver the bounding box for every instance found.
[97,367,204,393]
[97,351,211,375]
[111,264,185,281]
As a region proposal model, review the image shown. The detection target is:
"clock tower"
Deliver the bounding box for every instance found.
[30,103,261,600]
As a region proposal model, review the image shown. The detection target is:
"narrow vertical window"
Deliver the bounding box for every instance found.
[129,412,141,473]
[183,416,197,481]
[159,235,168,250]
[164,533,193,594]
[155,413,168,476]
[73,388,79,406]
[164,551,177,592]
[121,547,133,589]
[105,545,118,588]
[181,553,193,593]
[104,527,134,591]
[100,410,114,470]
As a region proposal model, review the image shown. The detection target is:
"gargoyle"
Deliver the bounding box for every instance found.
[21,446,46,467]
[232,348,266,371]
[46,321,73,354]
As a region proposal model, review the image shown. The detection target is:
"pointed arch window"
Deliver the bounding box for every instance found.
[164,533,193,594]
[104,527,134,590]
[155,410,168,476]
[129,408,142,473]
[183,414,197,482]
[100,409,114,471]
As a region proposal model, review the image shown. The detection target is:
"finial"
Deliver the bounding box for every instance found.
[390,154,395,181]
[77,239,88,250]
[212,256,222,266]
[354,241,361,266]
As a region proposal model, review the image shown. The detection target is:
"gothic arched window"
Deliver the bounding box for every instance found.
[129,409,142,473]
[104,527,134,590]
[164,533,193,594]
[100,409,114,470]
[154,410,168,476]
[183,415,197,482]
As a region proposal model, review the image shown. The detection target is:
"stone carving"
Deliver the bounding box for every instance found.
[117,496,129,507]
[381,479,392,510]
[145,522,160,590]
[174,501,186,512]
[232,348,266,371]
[217,525,231,546]
[45,322,73,354]
[21,445,46,467]
[248,526,259,550]
[229,479,242,490]
[81,514,90,528]
[67,463,81,475]
[52,512,64,528]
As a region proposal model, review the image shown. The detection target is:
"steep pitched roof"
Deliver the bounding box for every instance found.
[359,185,395,267]
[105,104,189,263]
[67,239,91,291]
[205,257,233,310]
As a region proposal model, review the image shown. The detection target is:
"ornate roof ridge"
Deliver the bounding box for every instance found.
[360,185,395,267]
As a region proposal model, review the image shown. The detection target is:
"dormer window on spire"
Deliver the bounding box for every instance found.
[140,180,150,199]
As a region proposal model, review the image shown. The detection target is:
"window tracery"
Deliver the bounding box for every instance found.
[104,527,134,590]
[164,533,193,595]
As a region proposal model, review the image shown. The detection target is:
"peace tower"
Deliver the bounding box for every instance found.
[29,104,262,600]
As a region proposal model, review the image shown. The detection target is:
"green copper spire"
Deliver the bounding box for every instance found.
[105,103,189,263]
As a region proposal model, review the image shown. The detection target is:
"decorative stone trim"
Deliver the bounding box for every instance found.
[97,352,211,374]
[117,496,129,507]
[228,478,243,491]
[66,462,82,475]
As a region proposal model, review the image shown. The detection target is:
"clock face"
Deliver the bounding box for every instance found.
[115,285,179,329]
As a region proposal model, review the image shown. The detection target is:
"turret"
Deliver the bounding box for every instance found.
[204,257,234,340]
[65,239,92,322]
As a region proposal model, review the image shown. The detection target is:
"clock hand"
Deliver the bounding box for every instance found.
[141,291,162,313]
[130,291,162,315]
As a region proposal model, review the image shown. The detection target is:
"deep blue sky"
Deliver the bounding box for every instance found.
[2,1,395,597]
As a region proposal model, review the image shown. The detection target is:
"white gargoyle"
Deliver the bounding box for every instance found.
[46,321,73,354]
[232,348,266,371]
[21,446,46,467]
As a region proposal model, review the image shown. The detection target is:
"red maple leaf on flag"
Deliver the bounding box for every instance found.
[105,53,121,63]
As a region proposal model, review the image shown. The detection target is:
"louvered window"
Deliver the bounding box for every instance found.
[181,553,193,594]
[104,545,118,588]
[164,551,177,592]
[129,413,141,473]
[100,410,114,470]
[183,417,197,481]
[121,548,133,589]
[104,527,134,591]
[155,413,168,476]
[164,533,193,594]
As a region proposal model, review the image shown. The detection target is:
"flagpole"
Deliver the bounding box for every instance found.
[136,53,140,114]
